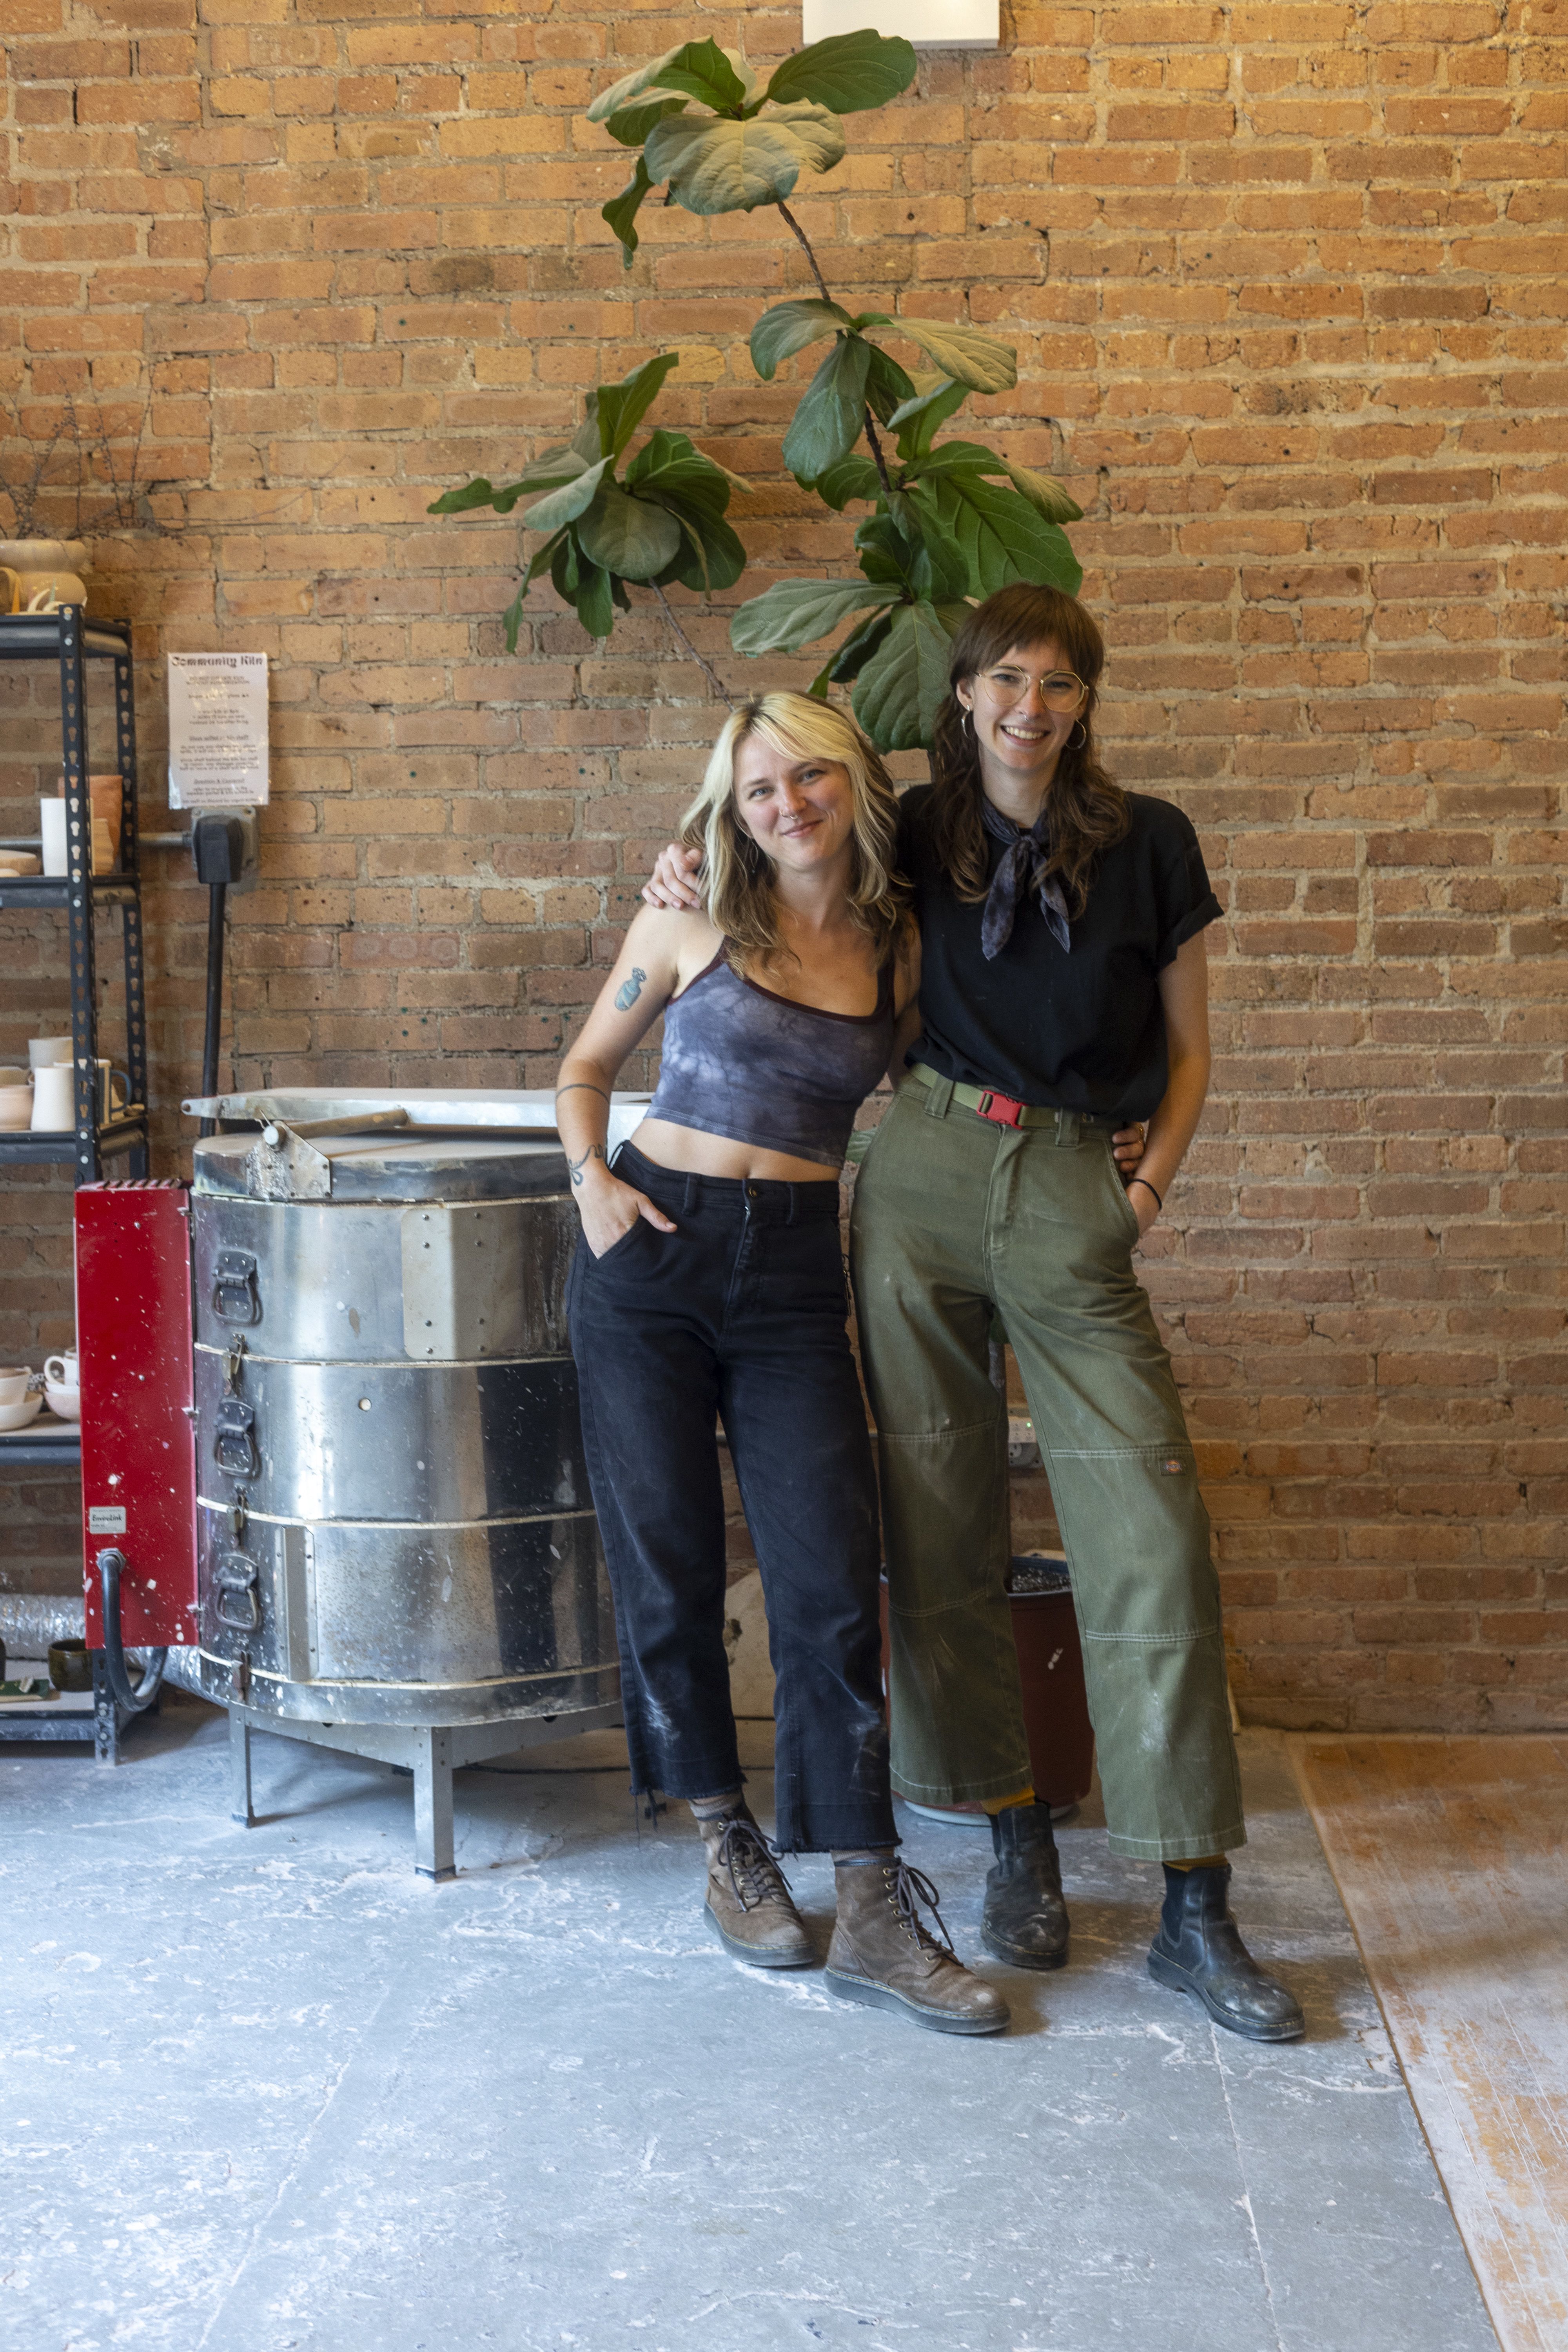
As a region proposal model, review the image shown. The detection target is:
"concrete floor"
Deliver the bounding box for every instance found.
[2,1698,1496,2352]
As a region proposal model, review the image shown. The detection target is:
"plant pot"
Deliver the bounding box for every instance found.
[0,540,89,613]
[879,1553,1096,1821]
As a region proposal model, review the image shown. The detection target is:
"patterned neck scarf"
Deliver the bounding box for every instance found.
[979,797,1071,960]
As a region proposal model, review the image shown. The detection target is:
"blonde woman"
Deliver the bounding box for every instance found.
[554,692,1007,2037]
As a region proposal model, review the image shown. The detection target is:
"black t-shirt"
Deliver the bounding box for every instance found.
[897,784,1222,1122]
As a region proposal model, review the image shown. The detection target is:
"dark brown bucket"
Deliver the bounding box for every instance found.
[880,1553,1096,1822]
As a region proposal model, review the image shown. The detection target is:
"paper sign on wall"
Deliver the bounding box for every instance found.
[167,652,270,809]
[803,0,999,45]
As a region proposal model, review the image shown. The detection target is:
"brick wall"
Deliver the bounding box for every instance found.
[1,1,1563,1725]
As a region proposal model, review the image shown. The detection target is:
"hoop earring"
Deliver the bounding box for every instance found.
[1067,719,1087,751]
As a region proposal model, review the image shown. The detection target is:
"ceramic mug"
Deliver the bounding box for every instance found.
[44,1350,78,1389]
[31,1063,75,1131]
[0,1367,37,1408]
[39,799,67,877]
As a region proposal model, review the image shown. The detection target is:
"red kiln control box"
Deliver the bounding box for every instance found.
[76,1181,199,1651]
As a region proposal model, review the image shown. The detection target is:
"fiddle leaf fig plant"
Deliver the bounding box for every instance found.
[427,352,747,661]
[430,29,1085,747]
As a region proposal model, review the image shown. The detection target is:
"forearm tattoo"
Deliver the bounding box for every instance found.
[554,1082,609,1104]
[568,1143,607,1189]
[614,965,647,1011]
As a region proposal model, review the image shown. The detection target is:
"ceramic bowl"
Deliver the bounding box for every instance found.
[0,1393,44,1432]
[43,1382,79,1423]
[0,1093,31,1131]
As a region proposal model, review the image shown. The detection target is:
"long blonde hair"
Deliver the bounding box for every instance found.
[681,693,908,973]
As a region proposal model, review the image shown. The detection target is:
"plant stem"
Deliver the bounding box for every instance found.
[776,201,833,303]
[776,201,895,495]
[860,412,895,498]
[650,580,735,708]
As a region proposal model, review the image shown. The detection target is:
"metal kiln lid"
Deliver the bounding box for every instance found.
[192,1132,570,1203]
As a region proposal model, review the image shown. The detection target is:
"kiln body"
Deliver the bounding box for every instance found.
[191,1130,618,1730]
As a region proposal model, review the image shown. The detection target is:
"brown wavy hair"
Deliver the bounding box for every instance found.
[922,584,1129,918]
[680,692,909,976]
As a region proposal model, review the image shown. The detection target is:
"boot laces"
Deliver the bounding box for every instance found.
[886,1860,956,1958]
[713,1816,794,1915]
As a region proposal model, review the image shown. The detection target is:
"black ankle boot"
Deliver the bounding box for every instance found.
[1147,1863,1304,2041]
[980,1801,1069,1971]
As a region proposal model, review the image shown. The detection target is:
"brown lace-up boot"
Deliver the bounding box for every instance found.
[825,1857,1011,2036]
[696,1805,816,1968]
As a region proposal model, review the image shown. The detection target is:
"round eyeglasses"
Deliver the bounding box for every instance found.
[982,668,1087,713]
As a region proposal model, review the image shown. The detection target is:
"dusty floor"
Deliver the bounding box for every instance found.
[3,1700,1495,2352]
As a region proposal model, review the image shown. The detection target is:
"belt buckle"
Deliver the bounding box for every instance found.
[976,1090,1024,1129]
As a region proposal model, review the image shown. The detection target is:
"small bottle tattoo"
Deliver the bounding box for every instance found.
[614,965,647,1012]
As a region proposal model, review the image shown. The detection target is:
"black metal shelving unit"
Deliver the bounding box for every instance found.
[0,607,150,1513]
[0,607,150,1185]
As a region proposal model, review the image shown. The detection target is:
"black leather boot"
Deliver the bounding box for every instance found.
[1147,1863,1305,2041]
[980,1801,1070,1970]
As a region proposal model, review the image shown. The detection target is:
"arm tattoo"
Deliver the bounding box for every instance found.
[554,1082,610,1104]
[568,1143,607,1190]
[613,965,647,1012]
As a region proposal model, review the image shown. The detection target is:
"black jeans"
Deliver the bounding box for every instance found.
[565,1142,895,1855]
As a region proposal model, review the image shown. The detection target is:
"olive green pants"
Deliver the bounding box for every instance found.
[849,1074,1245,1862]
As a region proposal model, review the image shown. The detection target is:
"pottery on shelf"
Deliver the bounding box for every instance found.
[0,1394,44,1433]
[0,541,89,612]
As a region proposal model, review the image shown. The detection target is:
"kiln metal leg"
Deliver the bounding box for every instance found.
[229,1710,255,1826]
[411,1729,456,1883]
[216,1702,622,1877]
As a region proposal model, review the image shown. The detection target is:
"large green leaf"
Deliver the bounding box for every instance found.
[644,37,748,114]
[521,456,609,536]
[589,42,753,123]
[854,508,919,592]
[500,527,568,651]
[864,342,917,425]
[427,476,501,516]
[928,470,1083,597]
[1000,459,1083,525]
[750,297,856,383]
[762,29,917,115]
[851,599,959,751]
[814,453,881,511]
[730,575,899,655]
[593,351,680,461]
[576,478,683,581]
[573,548,616,640]
[782,333,871,483]
[624,428,731,516]
[864,318,1017,395]
[603,156,654,265]
[895,488,969,603]
[645,107,843,214]
[888,374,969,461]
[658,504,747,595]
[764,102,848,176]
[814,601,896,692]
[603,96,688,149]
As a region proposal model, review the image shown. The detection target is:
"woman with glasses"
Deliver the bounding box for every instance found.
[645,584,1303,2044]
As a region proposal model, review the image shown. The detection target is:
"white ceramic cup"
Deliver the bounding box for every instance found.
[31,1063,75,1130]
[28,1036,72,1069]
[40,798,68,877]
[44,1350,78,1388]
[0,1367,35,1408]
